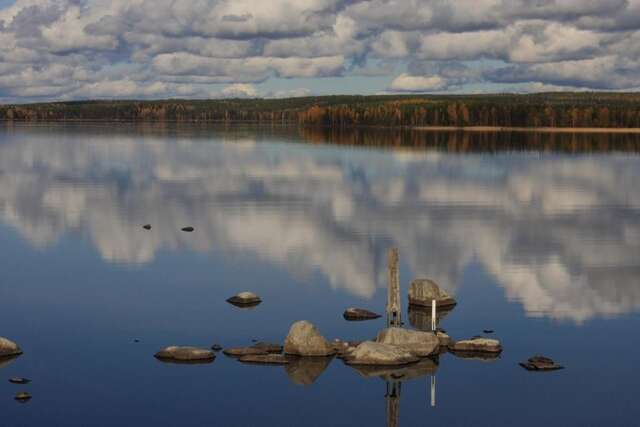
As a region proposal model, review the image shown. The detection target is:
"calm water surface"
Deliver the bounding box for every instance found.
[1,124,639,426]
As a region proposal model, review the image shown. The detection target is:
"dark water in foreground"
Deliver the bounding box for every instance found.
[1,124,639,427]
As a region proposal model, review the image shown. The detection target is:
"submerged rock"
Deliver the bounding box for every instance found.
[0,337,22,358]
[15,392,32,402]
[520,356,564,371]
[284,321,335,357]
[376,327,439,357]
[343,341,419,366]
[483,330,494,334]
[450,338,502,354]
[181,227,195,232]
[226,292,262,307]
[251,342,283,354]
[223,347,269,357]
[343,308,381,321]
[154,346,216,362]
[285,356,333,385]
[238,354,290,365]
[408,279,457,308]
[9,377,31,385]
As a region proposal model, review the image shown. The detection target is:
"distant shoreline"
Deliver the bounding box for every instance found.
[413,126,640,134]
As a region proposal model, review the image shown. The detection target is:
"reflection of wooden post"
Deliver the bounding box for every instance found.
[386,380,401,427]
[387,248,401,328]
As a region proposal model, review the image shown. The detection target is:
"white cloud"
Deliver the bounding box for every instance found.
[389,73,448,92]
[1,0,640,100]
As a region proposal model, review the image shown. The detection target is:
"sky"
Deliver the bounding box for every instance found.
[0,0,640,102]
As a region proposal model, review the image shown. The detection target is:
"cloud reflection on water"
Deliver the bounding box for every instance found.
[0,125,638,323]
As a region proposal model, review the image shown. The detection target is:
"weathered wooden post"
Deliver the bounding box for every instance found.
[386,248,401,328]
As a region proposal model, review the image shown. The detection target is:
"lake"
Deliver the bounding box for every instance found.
[1,123,639,426]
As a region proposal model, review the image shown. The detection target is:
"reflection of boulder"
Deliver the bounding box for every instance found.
[449,351,501,362]
[285,356,333,385]
[0,355,20,369]
[350,357,438,381]
[408,305,454,332]
[408,279,457,308]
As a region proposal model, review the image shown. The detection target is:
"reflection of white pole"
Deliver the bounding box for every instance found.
[431,376,436,407]
[431,300,436,332]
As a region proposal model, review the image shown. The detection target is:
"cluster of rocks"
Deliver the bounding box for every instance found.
[147,278,561,381]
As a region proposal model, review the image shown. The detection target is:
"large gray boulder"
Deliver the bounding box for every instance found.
[284,321,335,357]
[154,346,216,362]
[408,279,457,308]
[376,327,439,357]
[0,337,22,358]
[344,341,419,366]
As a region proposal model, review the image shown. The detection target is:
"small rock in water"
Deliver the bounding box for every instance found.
[520,356,564,371]
[343,308,382,321]
[142,224,152,230]
[483,330,494,334]
[211,344,223,352]
[226,292,262,307]
[15,392,32,402]
[451,338,502,354]
[181,227,195,232]
[133,339,140,343]
[223,347,269,357]
[9,377,31,385]
[0,337,23,358]
[154,346,216,362]
[238,354,290,365]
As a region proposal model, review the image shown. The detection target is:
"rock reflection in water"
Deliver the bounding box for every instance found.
[408,305,455,332]
[0,355,20,370]
[285,356,333,386]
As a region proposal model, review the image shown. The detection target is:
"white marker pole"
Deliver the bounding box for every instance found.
[432,299,437,332]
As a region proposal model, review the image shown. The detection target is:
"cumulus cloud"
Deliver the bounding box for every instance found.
[0,0,640,100]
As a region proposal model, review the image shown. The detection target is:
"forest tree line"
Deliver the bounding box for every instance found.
[2,93,640,128]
